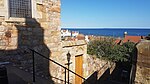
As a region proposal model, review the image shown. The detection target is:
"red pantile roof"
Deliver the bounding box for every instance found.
[115,39,122,44]
[123,36,142,43]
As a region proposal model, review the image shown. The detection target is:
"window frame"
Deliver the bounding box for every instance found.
[9,0,32,18]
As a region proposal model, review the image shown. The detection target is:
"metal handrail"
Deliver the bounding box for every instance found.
[29,48,86,84]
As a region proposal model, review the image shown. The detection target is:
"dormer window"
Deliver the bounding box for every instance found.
[9,0,32,18]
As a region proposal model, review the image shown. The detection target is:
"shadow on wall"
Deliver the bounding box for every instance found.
[0,18,54,83]
[82,71,98,84]
[130,47,138,84]
[97,68,110,84]
[83,69,110,84]
[83,61,136,84]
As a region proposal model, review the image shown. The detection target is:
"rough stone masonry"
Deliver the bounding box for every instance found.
[0,0,61,83]
[135,40,150,84]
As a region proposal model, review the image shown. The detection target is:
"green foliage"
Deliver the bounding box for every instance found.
[110,45,128,62]
[87,40,112,57]
[122,42,135,53]
[122,42,136,63]
[87,40,136,62]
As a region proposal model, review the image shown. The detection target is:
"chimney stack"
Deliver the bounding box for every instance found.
[124,31,128,38]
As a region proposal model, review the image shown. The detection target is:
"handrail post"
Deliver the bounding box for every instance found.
[68,64,69,84]
[65,68,67,84]
[32,50,35,83]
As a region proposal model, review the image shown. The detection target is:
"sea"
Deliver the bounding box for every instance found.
[61,28,150,38]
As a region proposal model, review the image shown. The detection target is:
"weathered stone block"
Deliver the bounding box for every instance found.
[0,17,4,22]
[37,4,46,13]
[51,31,60,36]
[0,25,6,32]
[5,46,17,50]
[0,45,6,50]
[47,43,59,48]
[0,40,6,45]
[9,37,18,46]
[11,29,18,37]
[0,0,4,7]
[50,6,60,13]
[40,22,50,29]
[51,52,61,58]
[0,32,4,36]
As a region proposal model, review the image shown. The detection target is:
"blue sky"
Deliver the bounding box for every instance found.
[61,0,150,28]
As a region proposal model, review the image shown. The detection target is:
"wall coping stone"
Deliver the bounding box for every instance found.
[61,40,87,48]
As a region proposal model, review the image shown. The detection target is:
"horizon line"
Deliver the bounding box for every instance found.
[61,27,150,29]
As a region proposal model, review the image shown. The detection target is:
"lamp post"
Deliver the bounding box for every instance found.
[67,52,71,84]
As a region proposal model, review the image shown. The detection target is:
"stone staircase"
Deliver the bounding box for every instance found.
[5,64,57,84]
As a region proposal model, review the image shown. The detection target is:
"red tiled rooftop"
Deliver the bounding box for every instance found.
[123,35,142,43]
[115,39,122,44]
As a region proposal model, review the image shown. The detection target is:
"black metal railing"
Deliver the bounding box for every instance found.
[29,48,86,84]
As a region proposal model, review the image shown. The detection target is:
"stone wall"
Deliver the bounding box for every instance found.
[135,40,150,84]
[60,40,87,84]
[0,0,9,19]
[84,55,115,84]
[0,0,4,7]
[84,55,107,78]
[52,40,115,84]
[0,23,17,50]
[0,0,61,83]
[0,21,51,74]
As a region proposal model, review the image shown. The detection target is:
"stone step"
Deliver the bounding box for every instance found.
[5,64,58,84]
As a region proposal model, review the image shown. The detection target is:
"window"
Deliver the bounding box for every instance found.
[9,0,32,18]
[0,0,4,7]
